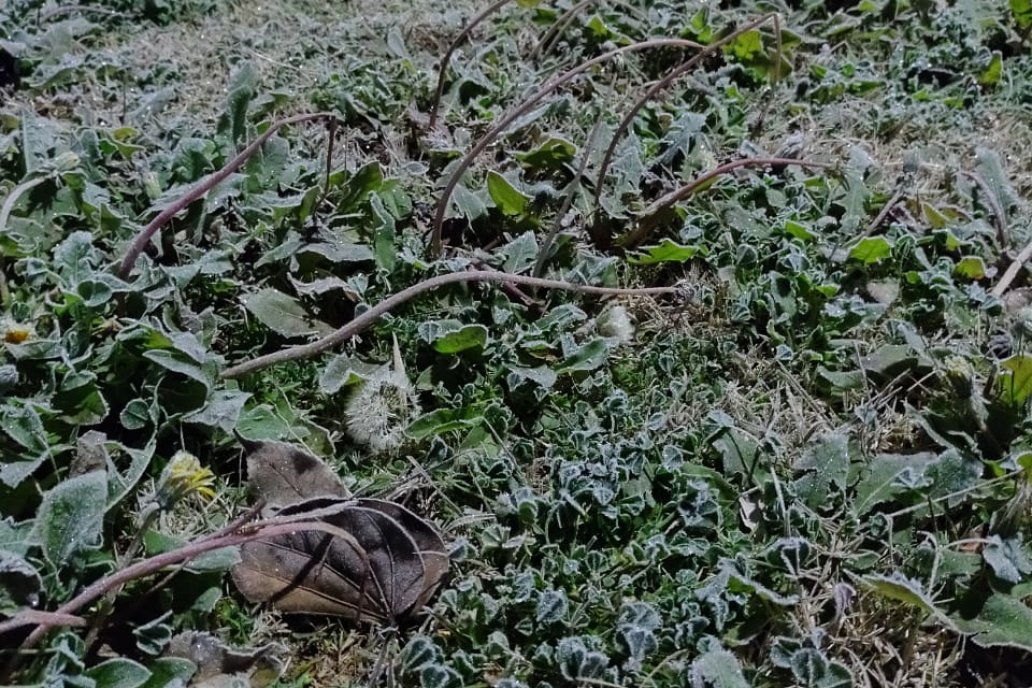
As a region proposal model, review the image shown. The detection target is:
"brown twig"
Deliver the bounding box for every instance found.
[429,0,519,130]
[430,37,703,256]
[593,13,779,213]
[221,270,680,379]
[0,511,364,675]
[861,188,906,238]
[116,112,339,279]
[992,240,1032,298]
[622,157,830,249]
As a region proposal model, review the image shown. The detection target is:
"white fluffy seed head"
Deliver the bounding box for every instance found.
[597,305,635,346]
[344,337,420,455]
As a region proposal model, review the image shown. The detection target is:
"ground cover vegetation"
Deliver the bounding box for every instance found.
[1,0,1032,685]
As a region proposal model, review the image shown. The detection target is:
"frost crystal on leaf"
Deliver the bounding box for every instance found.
[345,338,420,455]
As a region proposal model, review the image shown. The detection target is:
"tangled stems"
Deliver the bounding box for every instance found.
[430,37,703,257]
[116,112,340,279]
[221,270,681,379]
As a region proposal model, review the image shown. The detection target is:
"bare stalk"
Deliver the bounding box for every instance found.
[116,112,339,279]
[221,270,680,379]
[593,13,779,212]
[430,37,703,256]
[622,157,829,249]
[429,0,519,130]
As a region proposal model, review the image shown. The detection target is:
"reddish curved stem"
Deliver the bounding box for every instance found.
[430,36,703,256]
[429,0,518,130]
[622,157,830,249]
[116,112,338,279]
[593,13,779,213]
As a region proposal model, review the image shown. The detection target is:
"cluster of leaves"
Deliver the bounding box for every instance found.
[1,0,1032,686]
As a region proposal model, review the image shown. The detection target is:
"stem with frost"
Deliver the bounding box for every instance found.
[222,270,680,379]
[430,37,703,256]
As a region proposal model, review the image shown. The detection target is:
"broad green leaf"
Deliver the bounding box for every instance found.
[794,433,850,508]
[628,239,701,265]
[557,338,608,374]
[242,288,326,339]
[143,351,212,389]
[407,405,488,440]
[85,658,152,688]
[506,365,557,390]
[783,220,815,241]
[183,390,251,433]
[516,136,576,171]
[499,231,538,273]
[858,574,952,625]
[337,161,384,213]
[848,236,891,264]
[434,324,488,354]
[487,171,530,217]
[924,450,981,505]
[221,61,258,143]
[35,470,107,566]
[953,592,1032,650]
[690,646,750,688]
[983,536,1032,583]
[997,354,1032,406]
[1014,0,1032,30]
[954,256,987,279]
[137,658,196,688]
[978,52,1003,87]
[319,355,379,394]
[852,452,937,514]
[370,193,397,273]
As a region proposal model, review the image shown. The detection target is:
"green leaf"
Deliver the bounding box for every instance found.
[183,390,251,433]
[499,231,538,273]
[983,536,1032,583]
[848,236,891,264]
[954,592,1032,650]
[143,351,212,389]
[628,239,701,265]
[858,574,952,625]
[34,470,107,566]
[407,405,488,440]
[221,62,258,144]
[978,52,1003,87]
[793,433,850,508]
[434,324,488,354]
[1014,0,1032,30]
[486,171,529,216]
[783,220,815,241]
[557,338,608,374]
[242,288,327,339]
[319,355,380,394]
[516,136,576,171]
[370,193,397,273]
[997,354,1032,406]
[85,658,152,688]
[137,658,196,688]
[690,646,750,688]
[337,161,384,213]
[955,256,987,279]
[852,452,937,514]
